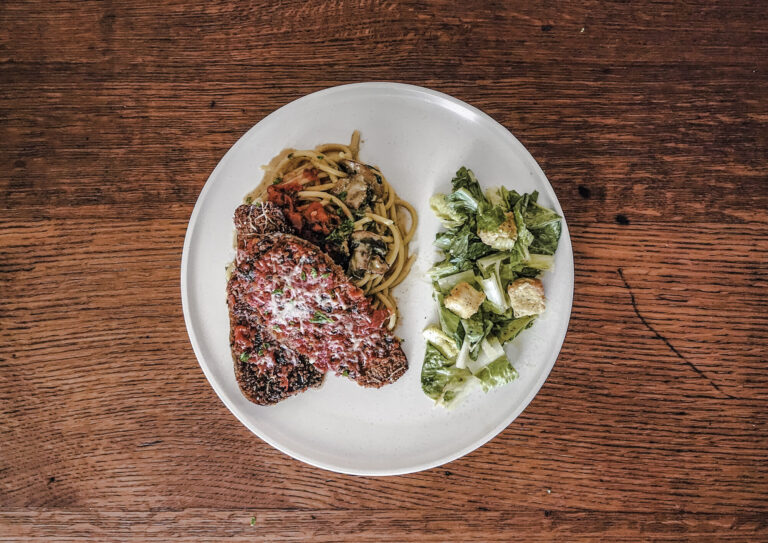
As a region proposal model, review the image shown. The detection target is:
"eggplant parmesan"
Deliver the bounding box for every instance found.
[227,203,324,404]
[227,203,408,404]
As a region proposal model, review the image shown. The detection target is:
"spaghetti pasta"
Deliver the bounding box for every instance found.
[247,131,417,330]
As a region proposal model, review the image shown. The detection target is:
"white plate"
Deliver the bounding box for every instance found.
[181,83,573,475]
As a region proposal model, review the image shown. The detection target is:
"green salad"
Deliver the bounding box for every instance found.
[421,167,562,407]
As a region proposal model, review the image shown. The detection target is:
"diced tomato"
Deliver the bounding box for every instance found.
[268,183,303,230]
[286,210,304,231]
[303,202,335,235]
[267,176,338,237]
[267,182,300,207]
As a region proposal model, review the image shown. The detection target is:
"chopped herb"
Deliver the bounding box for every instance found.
[317,155,324,159]
[272,288,283,295]
[245,196,253,204]
[272,177,282,185]
[257,345,265,356]
[301,271,307,281]
[273,325,280,332]
[250,516,256,526]
[321,272,330,278]
[338,191,348,200]
[309,310,334,324]
[287,152,294,159]
[326,219,354,243]
[239,352,250,362]
[310,268,318,278]
[342,369,350,377]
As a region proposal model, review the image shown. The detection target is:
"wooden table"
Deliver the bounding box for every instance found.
[2,1,766,541]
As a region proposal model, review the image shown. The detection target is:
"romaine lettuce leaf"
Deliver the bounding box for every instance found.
[450,187,482,212]
[475,355,518,392]
[433,231,455,251]
[427,259,468,280]
[485,187,507,210]
[504,188,523,209]
[499,262,520,285]
[526,253,554,271]
[421,343,475,406]
[462,315,485,344]
[524,199,561,229]
[477,251,509,276]
[423,325,459,359]
[440,374,480,408]
[461,316,493,360]
[475,356,517,392]
[445,223,493,265]
[508,195,535,264]
[476,201,507,234]
[528,221,562,255]
[495,315,536,343]
[479,275,507,312]
[451,167,486,204]
[437,293,462,343]
[430,193,466,227]
[486,186,521,212]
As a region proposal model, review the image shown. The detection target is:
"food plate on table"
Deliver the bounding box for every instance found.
[181,82,574,475]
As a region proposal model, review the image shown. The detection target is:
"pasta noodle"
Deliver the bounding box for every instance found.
[247,131,417,330]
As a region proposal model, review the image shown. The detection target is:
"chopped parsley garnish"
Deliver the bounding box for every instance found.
[239,352,250,362]
[317,155,324,159]
[287,152,294,159]
[300,271,307,281]
[272,177,282,185]
[250,516,256,526]
[321,272,330,278]
[342,369,349,377]
[338,191,347,200]
[273,325,281,332]
[310,268,318,278]
[245,196,253,204]
[272,288,283,295]
[257,345,265,356]
[325,219,354,243]
[309,311,333,324]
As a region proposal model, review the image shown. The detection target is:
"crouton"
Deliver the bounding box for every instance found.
[507,278,546,317]
[478,212,518,250]
[444,281,485,319]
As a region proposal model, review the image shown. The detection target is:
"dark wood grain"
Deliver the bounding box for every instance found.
[1,0,767,540]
